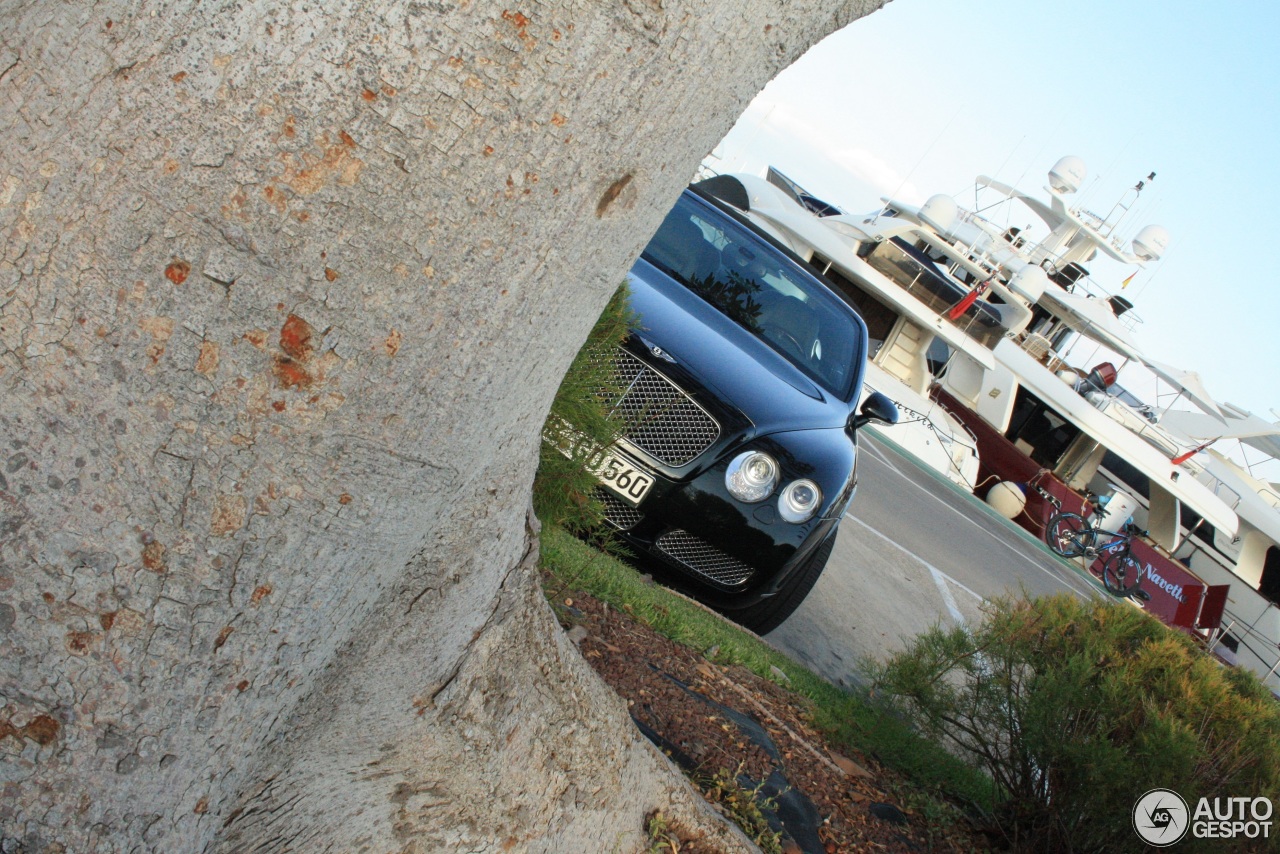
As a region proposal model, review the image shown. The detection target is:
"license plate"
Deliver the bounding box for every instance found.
[588,449,654,506]
[544,419,655,506]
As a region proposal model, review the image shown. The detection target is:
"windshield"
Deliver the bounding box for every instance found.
[642,194,866,400]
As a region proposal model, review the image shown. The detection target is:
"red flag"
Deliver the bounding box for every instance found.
[947,278,990,321]
[1171,437,1218,465]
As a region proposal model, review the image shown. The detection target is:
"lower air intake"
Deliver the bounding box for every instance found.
[655,530,754,587]
[596,489,644,531]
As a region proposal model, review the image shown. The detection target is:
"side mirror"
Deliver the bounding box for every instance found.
[850,391,899,430]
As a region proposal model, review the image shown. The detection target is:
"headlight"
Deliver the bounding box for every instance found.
[725,451,778,503]
[779,479,822,523]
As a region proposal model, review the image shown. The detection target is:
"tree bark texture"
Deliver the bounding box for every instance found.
[0,0,884,850]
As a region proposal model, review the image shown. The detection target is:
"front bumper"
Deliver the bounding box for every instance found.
[595,445,839,610]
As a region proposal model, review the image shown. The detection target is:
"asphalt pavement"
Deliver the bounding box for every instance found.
[766,430,1104,688]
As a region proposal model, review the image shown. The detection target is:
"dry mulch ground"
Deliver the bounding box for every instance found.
[555,590,987,853]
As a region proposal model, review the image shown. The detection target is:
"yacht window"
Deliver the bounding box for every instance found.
[1005,386,1081,469]
[1100,451,1152,500]
[926,339,952,376]
[1259,547,1280,607]
[1178,504,1218,548]
[1215,631,1241,654]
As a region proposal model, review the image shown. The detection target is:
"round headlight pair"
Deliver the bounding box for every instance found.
[725,452,822,523]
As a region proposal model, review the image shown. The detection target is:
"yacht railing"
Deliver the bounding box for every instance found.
[1092,394,1189,455]
[861,240,1006,349]
[953,209,1147,329]
[1205,601,1280,692]
[1011,334,1250,515]
[1014,333,1161,429]
[1162,528,1280,688]
[1181,462,1245,511]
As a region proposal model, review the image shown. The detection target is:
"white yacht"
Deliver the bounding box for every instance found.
[881,156,1280,689]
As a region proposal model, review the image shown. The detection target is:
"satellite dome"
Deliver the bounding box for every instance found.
[1048,156,1087,193]
[918,194,958,234]
[1131,224,1170,262]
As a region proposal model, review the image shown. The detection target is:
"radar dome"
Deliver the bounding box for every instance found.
[919,194,958,234]
[1008,265,1049,303]
[1131,224,1170,262]
[1048,156,1087,193]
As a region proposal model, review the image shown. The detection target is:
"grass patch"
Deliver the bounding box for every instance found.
[540,525,995,818]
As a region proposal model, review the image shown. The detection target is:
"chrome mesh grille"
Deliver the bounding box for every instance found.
[655,530,754,587]
[591,347,720,467]
[596,488,644,531]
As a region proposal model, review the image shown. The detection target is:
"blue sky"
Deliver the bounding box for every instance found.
[709,0,1278,425]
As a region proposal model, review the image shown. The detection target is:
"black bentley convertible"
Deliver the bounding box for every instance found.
[583,184,896,633]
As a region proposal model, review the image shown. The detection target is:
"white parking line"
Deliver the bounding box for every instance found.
[858,440,1098,599]
[862,430,905,477]
[930,566,974,626]
[844,511,1089,615]
[841,512,981,627]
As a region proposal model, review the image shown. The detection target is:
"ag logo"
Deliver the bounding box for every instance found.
[1133,788,1190,846]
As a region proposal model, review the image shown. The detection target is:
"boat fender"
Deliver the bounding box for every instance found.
[986,481,1027,519]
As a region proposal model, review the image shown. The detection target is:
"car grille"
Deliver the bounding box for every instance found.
[593,347,720,467]
[655,530,754,587]
[596,488,644,531]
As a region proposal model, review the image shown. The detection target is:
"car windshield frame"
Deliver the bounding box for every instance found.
[641,192,867,402]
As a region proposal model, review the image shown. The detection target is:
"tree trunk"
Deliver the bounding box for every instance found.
[0,1,884,849]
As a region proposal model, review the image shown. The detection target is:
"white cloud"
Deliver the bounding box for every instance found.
[728,99,925,207]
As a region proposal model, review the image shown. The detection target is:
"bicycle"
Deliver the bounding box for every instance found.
[1044,505,1146,599]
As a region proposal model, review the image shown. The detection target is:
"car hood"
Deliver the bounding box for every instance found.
[625,259,852,444]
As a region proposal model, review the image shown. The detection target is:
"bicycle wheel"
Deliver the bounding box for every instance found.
[1044,512,1089,557]
[1102,549,1144,597]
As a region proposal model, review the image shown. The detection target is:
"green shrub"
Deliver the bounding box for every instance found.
[870,594,1280,852]
[532,284,636,539]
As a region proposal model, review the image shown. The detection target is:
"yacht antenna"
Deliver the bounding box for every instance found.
[979,135,1028,216]
[873,105,962,223]
[729,103,778,175]
[1099,171,1156,238]
[1130,254,1166,299]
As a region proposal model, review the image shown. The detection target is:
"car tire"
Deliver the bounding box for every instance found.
[726,526,837,635]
